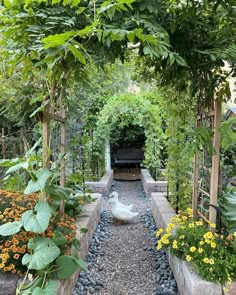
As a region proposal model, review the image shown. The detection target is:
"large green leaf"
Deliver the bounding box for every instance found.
[24,168,51,194]
[0,221,23,236]
[72,253,87,272]
[32,280,57,295]
[56,255,78,279]
[51,231,68,246]
[22,237,60,270]
[68,45,86,64]
[220,188,236,233]
[6,161,29,175]
[22,202,52,233]
[45,184,72,201]
[42,31,77,49]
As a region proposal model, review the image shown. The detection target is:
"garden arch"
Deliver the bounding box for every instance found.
[94,92,164,179]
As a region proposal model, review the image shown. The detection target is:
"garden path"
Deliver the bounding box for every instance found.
[73,181,178,295]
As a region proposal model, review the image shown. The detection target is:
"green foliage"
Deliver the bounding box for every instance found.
[94,91,164,175]
[22,202,52,233]
[221,116,236,151]
[220,187,236,233]
[22,237,60,270]
[159,87,196,209]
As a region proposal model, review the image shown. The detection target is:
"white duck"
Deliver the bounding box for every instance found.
[109,191,133,211]
[108,192,139,222]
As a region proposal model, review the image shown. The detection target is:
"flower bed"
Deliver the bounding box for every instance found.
[0,190,102,295]
[151,192,236,295]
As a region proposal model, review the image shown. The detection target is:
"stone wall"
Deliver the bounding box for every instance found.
[85,170,113,193]
[141,169,167,197]
[151,192,236,295]
[0,194,102,295]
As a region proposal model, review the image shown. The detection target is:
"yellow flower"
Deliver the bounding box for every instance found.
[190,246,196,253]
[198,248,203,253]
[182,216,188,222]
[210,242,216,248]
[180,235,185,239]
[186,255,192,262]
[210,223,216,228]
[204,232,214,240]
[156,228,163,237]
[209,259,214,265]
[189,223,195,228]
[196,220,203,226]
[157,241,162,250]
[203,257,210,264]
[172,240,178,249]
[199,240,204,246]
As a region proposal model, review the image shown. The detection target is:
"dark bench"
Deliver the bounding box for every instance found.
[114,148,144,164]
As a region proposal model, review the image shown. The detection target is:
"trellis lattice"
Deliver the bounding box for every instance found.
[192,99,222,229]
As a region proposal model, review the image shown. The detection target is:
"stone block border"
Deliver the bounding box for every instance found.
[151,192,235,295]
[141,169,167,197]
[0,194,102,295]
[85,170,113,193]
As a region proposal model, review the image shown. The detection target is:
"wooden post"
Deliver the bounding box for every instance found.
[1,128,5,159]
[60,107,66,214]
[209,99,221,228]
[42,105,50,168]
[192,152,199,219]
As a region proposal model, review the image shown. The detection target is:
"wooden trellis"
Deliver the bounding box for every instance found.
[192,98,222,229]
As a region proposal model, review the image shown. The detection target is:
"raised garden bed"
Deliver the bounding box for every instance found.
[151,192,236,295]
[85,170,113,193]
[141,169,167,197]
[0,194,102,295]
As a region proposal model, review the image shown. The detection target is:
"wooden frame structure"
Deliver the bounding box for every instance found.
[192,99,222,229]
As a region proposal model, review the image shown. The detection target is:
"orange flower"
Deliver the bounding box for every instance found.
[227,234,233,241]
[4,241,11,247]
[13,254,20,260]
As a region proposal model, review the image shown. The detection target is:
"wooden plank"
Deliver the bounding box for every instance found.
[49,113,66,123]
[197,210,209,223]
[197,110,215,120]
[192,153,199,219]
[209,99,221,229]
[199,188,211,198]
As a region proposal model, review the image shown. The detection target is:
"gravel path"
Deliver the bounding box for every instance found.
[73,181,178,295]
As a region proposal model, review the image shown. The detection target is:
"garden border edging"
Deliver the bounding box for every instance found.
[141,169,167,197]
[151,192,236,295]
[0,193,102,295]
[85,170,113,193]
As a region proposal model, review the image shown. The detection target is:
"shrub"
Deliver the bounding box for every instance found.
[156,208,236,284]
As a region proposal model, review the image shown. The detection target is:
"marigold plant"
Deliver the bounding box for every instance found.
[156,208,236,284]
[0,190,76,275]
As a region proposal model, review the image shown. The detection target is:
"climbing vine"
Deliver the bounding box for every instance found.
[159,87,197,210]
[94,92,164,177]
